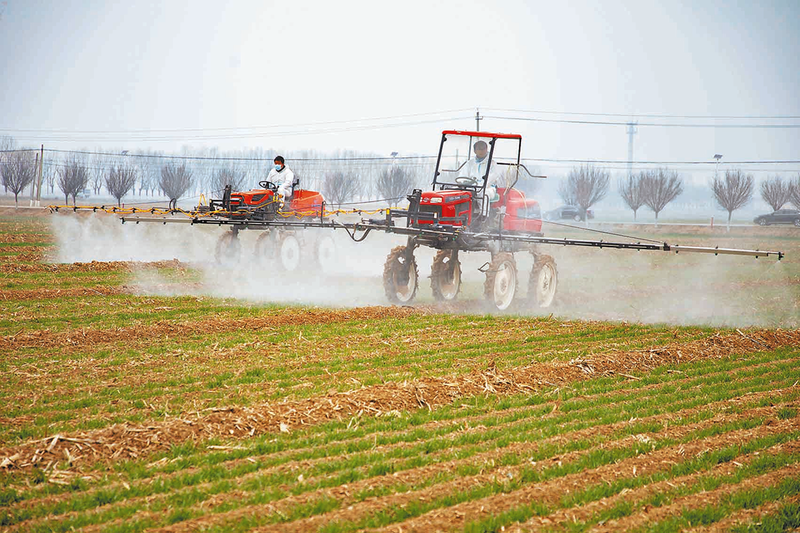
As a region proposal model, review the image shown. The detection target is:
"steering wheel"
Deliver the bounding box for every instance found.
[258,180,277,190]
[455,176,478,186]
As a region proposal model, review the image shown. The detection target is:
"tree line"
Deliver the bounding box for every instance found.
[0,137,433,208]
[2,136,799,222]
[560,166,800,228]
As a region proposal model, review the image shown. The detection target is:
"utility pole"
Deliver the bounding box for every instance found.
[30,153,38,206]
[36,144,43,207]
[713,154,723,177]
[626,122,638,177]
[475,108,482,132]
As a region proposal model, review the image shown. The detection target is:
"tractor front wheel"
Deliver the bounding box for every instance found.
[214,230,241,266]
[529,254,558,308]
[483,252,518,311]
[431,249,461,301]
[383,246,419,304]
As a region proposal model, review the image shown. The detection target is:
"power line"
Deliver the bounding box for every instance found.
[40,147,800,165]
[0,108,473,134]
[484,115,800,128]
[484,107,800,120]
[3,116,475,142]
[42,148,438,162]
[522,157,800,165]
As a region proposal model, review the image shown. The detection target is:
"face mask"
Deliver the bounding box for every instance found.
[274,164,282,171]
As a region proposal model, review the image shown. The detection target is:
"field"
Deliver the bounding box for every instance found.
[1,209,800,532]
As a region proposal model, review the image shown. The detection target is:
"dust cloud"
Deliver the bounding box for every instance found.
[49,213,796,328]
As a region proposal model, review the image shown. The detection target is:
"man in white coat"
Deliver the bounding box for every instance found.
[266,155,296,208]
[458,141,503,202]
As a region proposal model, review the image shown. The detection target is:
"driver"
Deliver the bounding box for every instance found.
[266,156,296,207]
[459,141,503,201]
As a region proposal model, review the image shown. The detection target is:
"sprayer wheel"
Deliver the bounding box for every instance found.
[431,249,461,301]
[529,253,558,308]
[254,231,276,266]
[277,232,301,272]
[314,234,337,273]
[483,252,518,311]
[214,230,241,266]
[383,245,419,305]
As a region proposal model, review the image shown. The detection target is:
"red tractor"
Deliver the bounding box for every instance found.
[379,130,556,310]
[200,178,334,271]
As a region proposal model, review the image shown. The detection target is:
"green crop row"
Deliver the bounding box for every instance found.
[4,348,797,532]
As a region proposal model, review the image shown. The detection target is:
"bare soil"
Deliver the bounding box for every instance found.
[0,258,187,274]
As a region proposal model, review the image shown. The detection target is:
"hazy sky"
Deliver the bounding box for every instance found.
[1,0,798,177]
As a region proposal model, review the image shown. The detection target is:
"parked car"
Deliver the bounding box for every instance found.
[753,209,800,227]
[544,205,594,222]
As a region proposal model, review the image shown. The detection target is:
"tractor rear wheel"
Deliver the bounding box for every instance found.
[529,254,558,308]
[431,249,461,301]
[483,252,518,311]
[277,233,301,271]
[383,246,419,304]
[254,231,276,266]
[214,230,241,266]
[314,234,337,273]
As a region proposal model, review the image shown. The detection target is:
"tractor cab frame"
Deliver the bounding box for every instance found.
[402,130,527,231]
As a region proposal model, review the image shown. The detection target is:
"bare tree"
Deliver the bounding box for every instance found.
[759,176,791,211]
[211,166,246,195]
[1,151,37,207]
[140,160,160,197]
[105,164,138,207]
[44,163,56,195]
[711,169,754,229]
[0,135,15,194]
[322,171,359,208]
[642,168,683,226]
[789,175,800,209]
[58,157,90,206]
[89,154,105,195]
[618,173,646,221]
[375,166,414,206]
[558,165,609,219]
[159,162,193,209]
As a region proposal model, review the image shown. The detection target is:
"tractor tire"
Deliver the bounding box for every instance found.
[430,249,461,301]
[483,252,518,311]
[529,254,558,308]
[214,230,241,266]
[383,245,419,305]
[314,234,337,273]
[254,231,276,266]
[277,232,301,272]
